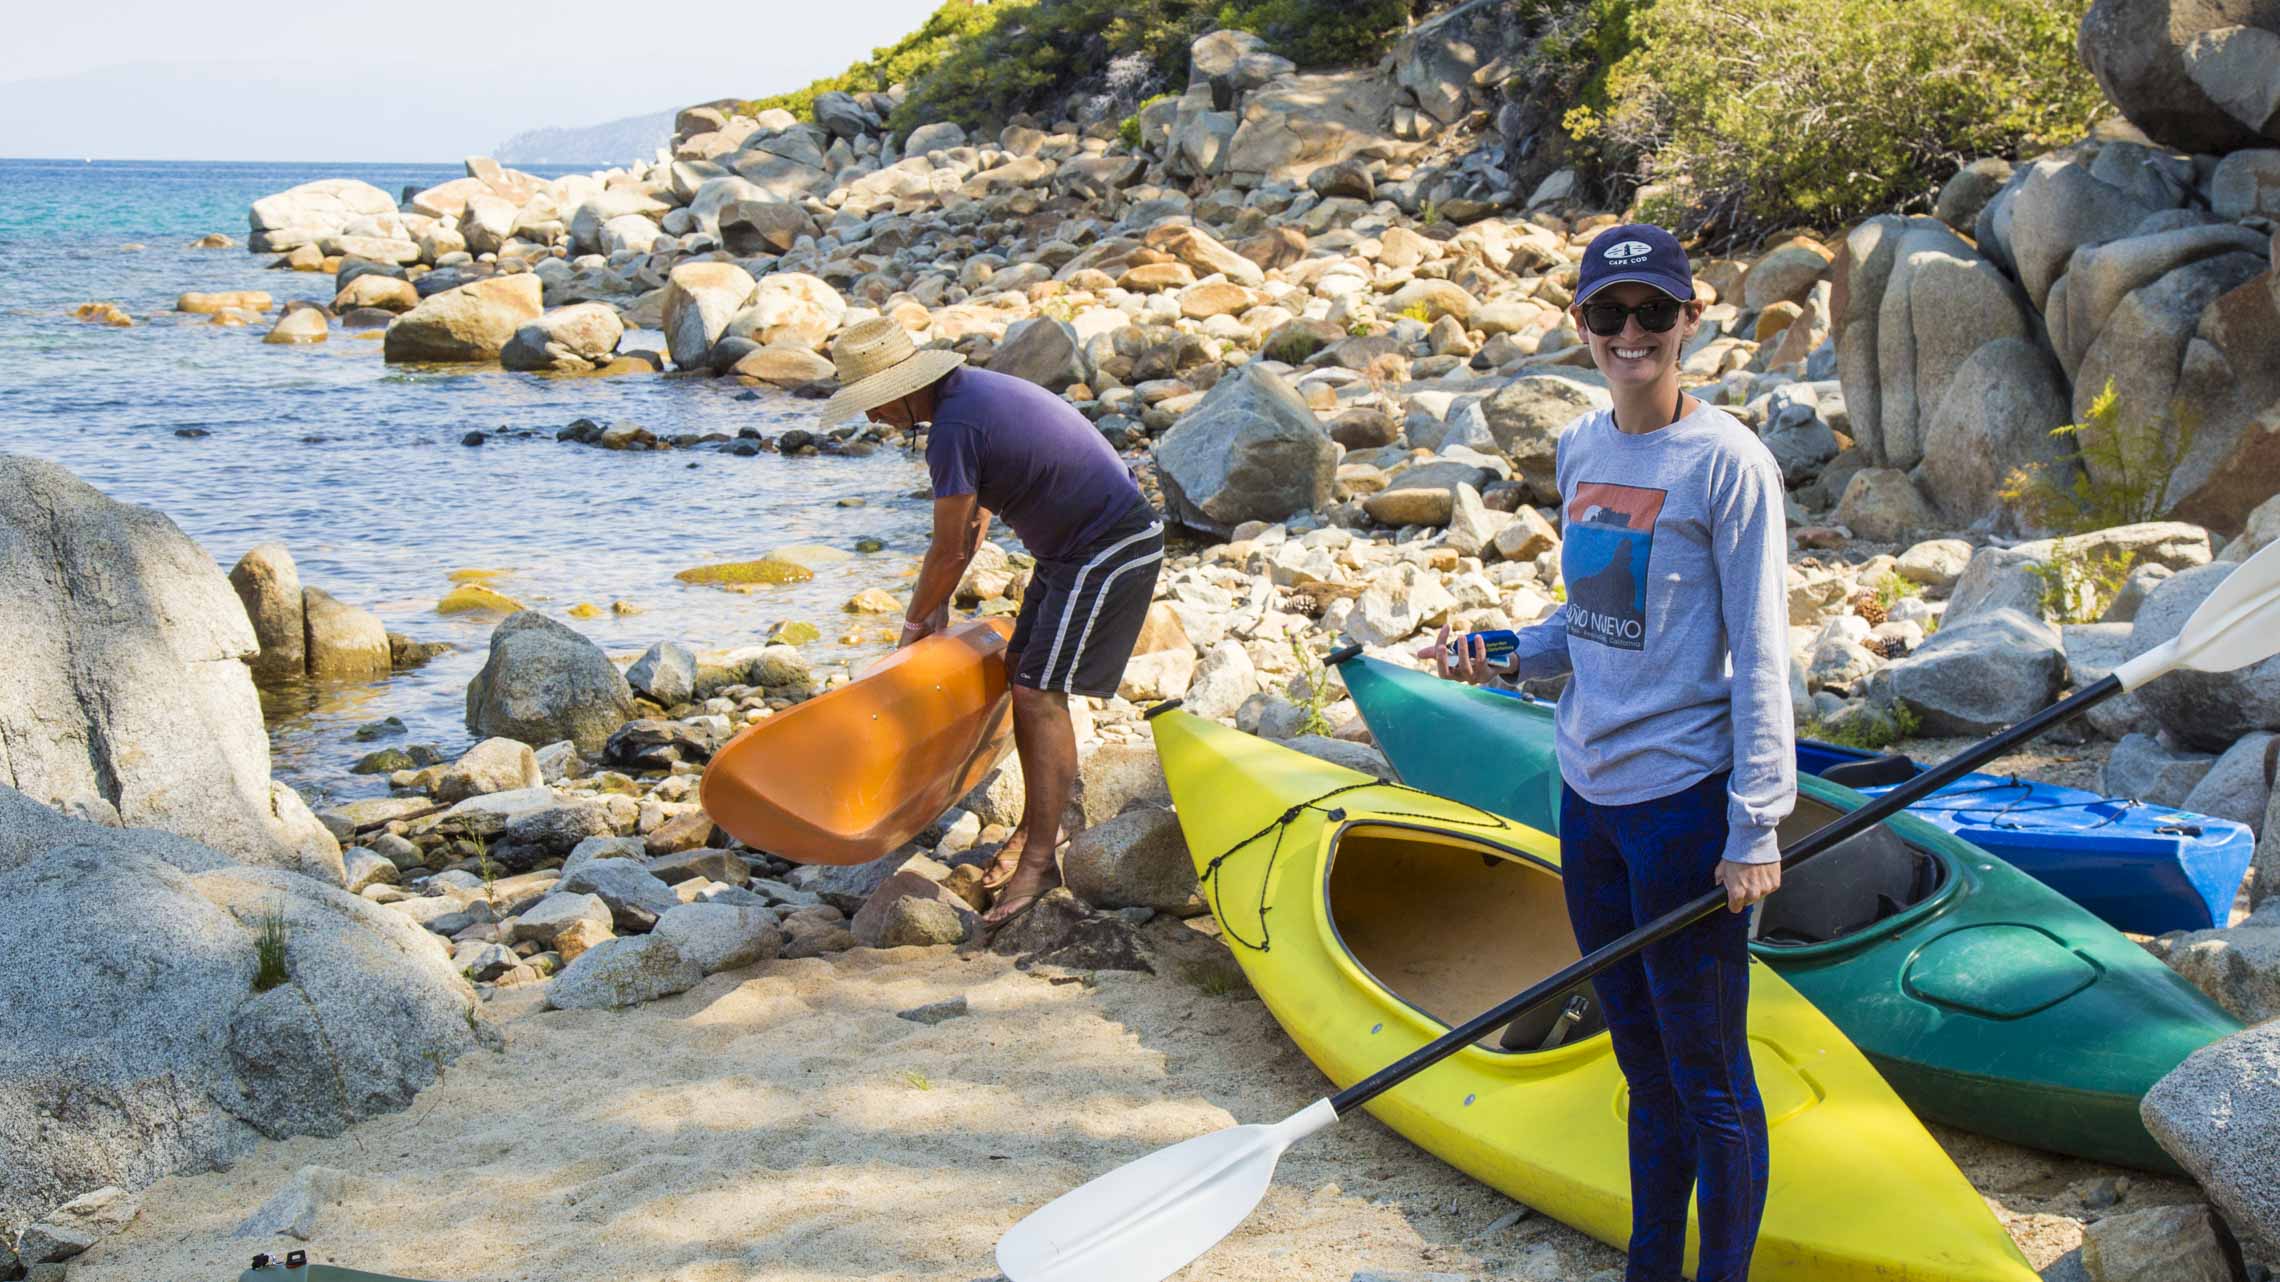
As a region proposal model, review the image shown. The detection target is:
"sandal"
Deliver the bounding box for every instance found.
[983,866,1063,931]
[978,833,1029,893]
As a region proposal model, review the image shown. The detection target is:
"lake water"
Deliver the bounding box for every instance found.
[0,158,934,807]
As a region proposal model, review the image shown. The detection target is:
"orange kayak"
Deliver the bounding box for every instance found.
[700,618,1015,865]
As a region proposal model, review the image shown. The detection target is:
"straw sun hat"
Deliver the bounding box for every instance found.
[816,319,967,426]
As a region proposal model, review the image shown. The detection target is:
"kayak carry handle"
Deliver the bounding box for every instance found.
[1324,644,1364,666]
[1143,698,1185,720]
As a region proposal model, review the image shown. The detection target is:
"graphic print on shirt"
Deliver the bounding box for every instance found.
[1563,481,1667,651]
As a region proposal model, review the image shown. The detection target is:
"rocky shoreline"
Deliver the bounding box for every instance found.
[17,6,2280,1280]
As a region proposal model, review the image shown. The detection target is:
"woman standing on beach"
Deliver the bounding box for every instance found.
[1422,222,1794,1282]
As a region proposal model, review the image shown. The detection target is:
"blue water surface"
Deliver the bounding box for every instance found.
[0,158,932,805]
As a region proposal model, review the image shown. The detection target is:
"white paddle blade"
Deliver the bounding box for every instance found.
[997,1099,1339,1282]
[2116,539,2280,689]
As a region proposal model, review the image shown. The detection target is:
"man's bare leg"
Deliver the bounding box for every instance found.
[979,649,1031,892]
[983,684,1074,926]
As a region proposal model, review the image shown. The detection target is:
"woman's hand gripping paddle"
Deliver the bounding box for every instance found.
[996,539,2280,1282]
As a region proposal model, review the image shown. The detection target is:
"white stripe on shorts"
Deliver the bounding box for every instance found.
[1038,520,1162,690]
[1061,543,1166,693]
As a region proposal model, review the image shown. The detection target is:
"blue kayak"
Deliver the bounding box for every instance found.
[1792,738,2253,935]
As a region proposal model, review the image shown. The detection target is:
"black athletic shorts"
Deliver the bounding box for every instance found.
[1008,502,1166,698]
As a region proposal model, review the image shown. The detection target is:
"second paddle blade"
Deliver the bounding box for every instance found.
[997,1099,1338,1282]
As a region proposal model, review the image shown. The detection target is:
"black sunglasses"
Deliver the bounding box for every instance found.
[1580,297,1684,337]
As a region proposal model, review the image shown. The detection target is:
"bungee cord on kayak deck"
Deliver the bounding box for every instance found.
[1197,778,1513,953]
[1886,775,2189,834]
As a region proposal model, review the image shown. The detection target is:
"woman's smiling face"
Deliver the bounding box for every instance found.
[1572,281,1703,389]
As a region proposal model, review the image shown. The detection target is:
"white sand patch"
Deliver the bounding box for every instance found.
[70,930,2152,1282]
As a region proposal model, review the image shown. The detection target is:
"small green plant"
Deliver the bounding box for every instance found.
[1999,379,2198,535]
[1181,958,1243,997]
[901,1070,934,1091]
[1120,92,1177,152]
[1417,198,1441,226]
[1346,317,1373,337]
[252,902,291,993]
[1397,301,1435,325]
[1286,630,1338,738]
[2027,540,2137,624]
[1551,580,1568,604]
[471,832,499,906]
[1873,571,1921,613]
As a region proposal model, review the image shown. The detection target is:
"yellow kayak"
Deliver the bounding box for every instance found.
[1150,707,2036,1282]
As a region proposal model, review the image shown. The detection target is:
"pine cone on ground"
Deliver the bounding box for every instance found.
[1849,589,1887,626]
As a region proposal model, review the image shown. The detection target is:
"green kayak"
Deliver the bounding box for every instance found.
[1335,652,2241,1172]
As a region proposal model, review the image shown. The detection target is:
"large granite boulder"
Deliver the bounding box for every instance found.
[246,179,396,254]
[228,543,304,683]
[2079,0,2280,154]
[1152,363,1338,538]
[2129,561,2280,750]
[721,271,844,353]
[2046,223,2270,381]
[1223,71,1390,183]
[1480,373,1608,504]
[717,199,819,256]
[567,189,671,256]
[2143,1020,2280,1253]
[382,274,544,364]
[1913,336,2074,527]
[2071,251,2270,517]
[2151,248,2280,533]
[0,793,484,1241]
[989,318,1085,393]
[1830,215,2039,469]
[499,303,625,374]
[729,129,832,202]
[1865,608,2065,735]
[1062,807,1203,916]
[661,262,757,369]
[464,611,634,753]
[1,456,323,873]
[299,587,388,679]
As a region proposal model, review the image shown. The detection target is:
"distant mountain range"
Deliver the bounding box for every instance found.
[492,109,677,166]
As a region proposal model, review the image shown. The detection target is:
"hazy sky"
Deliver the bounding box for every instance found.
[0,0,948,162]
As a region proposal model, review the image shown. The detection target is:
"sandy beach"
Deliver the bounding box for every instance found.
[70,914,2202,1282]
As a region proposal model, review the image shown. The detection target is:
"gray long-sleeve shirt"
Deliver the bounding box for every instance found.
[1501,401,1796,864]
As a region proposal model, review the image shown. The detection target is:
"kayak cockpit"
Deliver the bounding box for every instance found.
[1755,796,1950,947]
[1324,822,1610,1052]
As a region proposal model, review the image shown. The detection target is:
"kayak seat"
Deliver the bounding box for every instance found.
[1817,753,1918,788]
[1756,797,1946,946]
[1326,823,1610,1052]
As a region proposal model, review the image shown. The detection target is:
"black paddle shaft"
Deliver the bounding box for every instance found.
[1327,674,2124,1118]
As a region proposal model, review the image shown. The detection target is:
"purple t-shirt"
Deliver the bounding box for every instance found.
[925,366,1145,562]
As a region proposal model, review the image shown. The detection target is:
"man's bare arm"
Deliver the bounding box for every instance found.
[903,493,985,644]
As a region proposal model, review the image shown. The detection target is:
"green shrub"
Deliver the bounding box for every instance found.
[742,0,1002,123]
[1212,0,1410,68]
[1571,0,2103,242]
[1999,378,2197,535]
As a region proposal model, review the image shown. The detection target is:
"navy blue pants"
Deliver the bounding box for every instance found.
[1560,771,1769,1282]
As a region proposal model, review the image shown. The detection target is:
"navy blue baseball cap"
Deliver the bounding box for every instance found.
[1576,223,1695,303]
